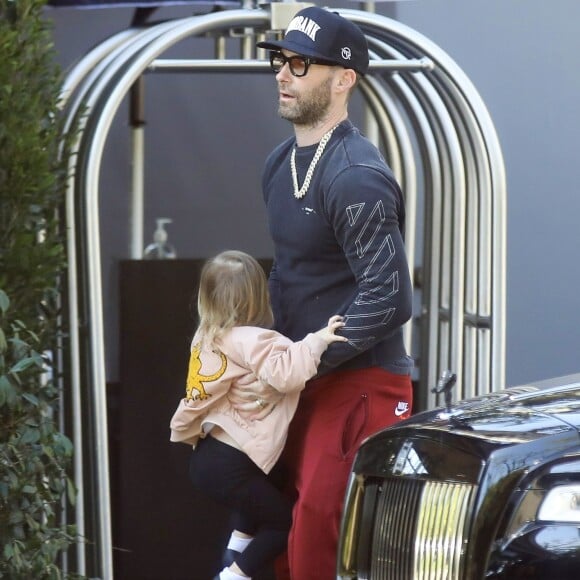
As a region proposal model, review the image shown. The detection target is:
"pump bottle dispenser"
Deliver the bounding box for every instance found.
[143,218,177,259]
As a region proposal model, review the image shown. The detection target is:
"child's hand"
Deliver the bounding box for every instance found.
[315,315,348,345]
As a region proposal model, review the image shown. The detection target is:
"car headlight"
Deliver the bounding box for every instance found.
[538,485,580,523]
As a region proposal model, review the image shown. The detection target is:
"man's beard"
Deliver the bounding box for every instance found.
[278,76,333,127]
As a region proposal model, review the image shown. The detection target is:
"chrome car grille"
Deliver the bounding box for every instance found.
[374,478,476,580]
[341,476,477,580]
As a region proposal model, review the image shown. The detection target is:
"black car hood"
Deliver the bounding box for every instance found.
[354,374,580,484]
[393,373,580,444]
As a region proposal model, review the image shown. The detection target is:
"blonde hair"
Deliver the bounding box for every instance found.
[196,250,273,346]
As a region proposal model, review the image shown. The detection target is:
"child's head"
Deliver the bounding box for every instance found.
[197,250,273,343]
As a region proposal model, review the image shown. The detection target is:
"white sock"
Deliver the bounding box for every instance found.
[227,531,253,553]
[218,567,250,580]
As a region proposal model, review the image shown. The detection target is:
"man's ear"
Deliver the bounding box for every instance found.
[335,68,357,93]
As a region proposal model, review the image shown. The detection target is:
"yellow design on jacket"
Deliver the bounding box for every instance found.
[185,343,227,401]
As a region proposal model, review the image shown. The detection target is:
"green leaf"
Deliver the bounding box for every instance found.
[0,289,9,314]
[10,355,42,374]
[19,427,40,444]
[52,432,74,457]
[9,510,24,524]
[0,328,7,353]
[0,375,16,407]
[66,477,77,506]
[13,524,24,540]
[22,392,39,406]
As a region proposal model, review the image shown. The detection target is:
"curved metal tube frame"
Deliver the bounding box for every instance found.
[60,6,506,577]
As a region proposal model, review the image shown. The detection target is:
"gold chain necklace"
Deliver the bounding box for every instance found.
[290,125,338,199]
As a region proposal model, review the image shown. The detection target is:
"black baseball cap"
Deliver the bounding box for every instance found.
[257,6,369,76]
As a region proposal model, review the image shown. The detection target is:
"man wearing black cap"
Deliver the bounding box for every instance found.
[230,6,414,579]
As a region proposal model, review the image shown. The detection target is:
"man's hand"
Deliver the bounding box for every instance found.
[228,375,283,420]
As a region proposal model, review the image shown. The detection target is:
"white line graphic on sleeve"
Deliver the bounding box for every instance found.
[358,235,399,305]
[344,199,400,333]
[344,308,395,330]
[348,200,385,258]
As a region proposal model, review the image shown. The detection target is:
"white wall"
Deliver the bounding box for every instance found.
[395,0,580,384]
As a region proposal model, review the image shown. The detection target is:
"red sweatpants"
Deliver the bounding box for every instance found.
[275,367,412,580]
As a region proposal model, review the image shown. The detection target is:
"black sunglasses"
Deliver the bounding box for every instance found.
[269,51,336,78]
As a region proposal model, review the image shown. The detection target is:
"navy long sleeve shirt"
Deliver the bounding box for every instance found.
[262,120,414,376]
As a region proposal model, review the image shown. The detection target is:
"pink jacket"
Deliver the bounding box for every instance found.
[169,326,328,473]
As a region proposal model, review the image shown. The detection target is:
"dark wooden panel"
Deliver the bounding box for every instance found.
[115,259,274,580]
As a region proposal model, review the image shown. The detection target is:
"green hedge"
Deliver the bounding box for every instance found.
[0,1,78,578]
